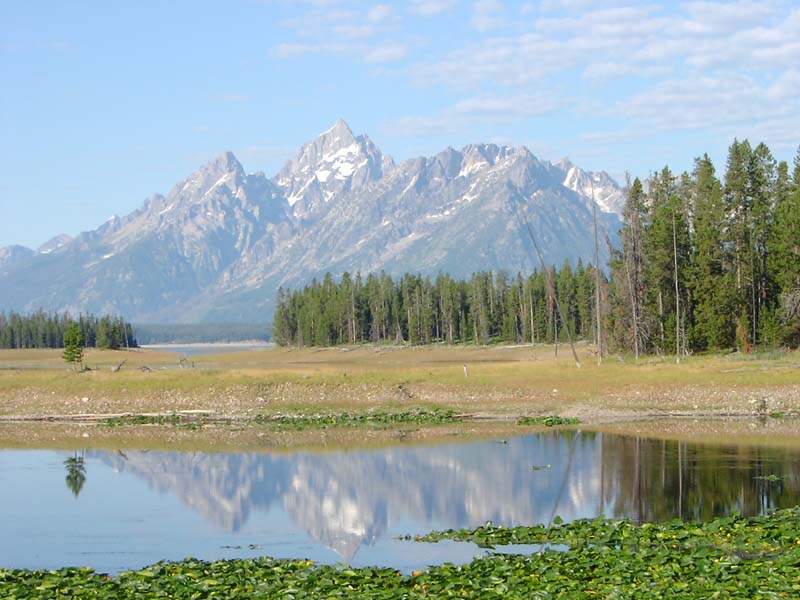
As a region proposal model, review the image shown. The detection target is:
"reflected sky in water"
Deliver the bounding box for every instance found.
[1,430,799,574]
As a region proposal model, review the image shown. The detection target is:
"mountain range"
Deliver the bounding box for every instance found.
[0,119,624,323]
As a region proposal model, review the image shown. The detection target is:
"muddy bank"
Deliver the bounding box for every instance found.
[2,380,799,425]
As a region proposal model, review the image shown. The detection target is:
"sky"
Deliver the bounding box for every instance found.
[1,0,798,249]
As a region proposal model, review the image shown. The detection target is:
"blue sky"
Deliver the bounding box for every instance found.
[2,0,798,248]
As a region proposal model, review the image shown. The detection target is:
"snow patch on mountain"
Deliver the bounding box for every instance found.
[0,120,623,323]
[274,119,390,216]
[559,160,625,215]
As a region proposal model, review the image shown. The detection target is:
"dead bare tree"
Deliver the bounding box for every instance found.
[621,174,646,360]
[591,180,604,366]
[783,288,800,321]
[511,196,582,369]
[672,209,681,364]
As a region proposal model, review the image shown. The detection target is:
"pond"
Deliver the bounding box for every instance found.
[140,343,274,356]
[1,429,799,574]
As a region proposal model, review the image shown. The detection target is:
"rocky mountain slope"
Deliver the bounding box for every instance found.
[0,120,623,322]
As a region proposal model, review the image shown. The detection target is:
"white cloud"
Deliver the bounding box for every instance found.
[367,4,392,22]
[682,0,780,32]
[364,44,408,63]
[273,43,317,58]
[539,0,597,11]
[273,0,406,64]
[334,22,379,39]
[383,92,562,137]
[414,2,800,88]
[471,0,506,32]
[409,0,457,16]
[577,67,799,152]
[449,93,560,117]
[618,71,800,132]
[275,0,799,155]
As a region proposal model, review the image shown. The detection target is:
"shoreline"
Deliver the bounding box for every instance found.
[0,400,798,425]
[2,379,799,424]
[3,400,800,455]
[2,345,798,430]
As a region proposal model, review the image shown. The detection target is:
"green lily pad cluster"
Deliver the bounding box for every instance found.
[3,509,800,598]
[414,508,800,552]
[516,415,580,426]
[99,415,203,429]
[254,407,461,430]
[98,408,461,431]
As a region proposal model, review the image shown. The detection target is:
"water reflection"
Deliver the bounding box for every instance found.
[599,436,799,521]
[87,431,601,559]
[82,431,800,560]
[64,452,86,497]
[3,429,800,573]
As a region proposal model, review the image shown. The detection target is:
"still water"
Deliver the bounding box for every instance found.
[141,343,273,356]
[2,430,799,574]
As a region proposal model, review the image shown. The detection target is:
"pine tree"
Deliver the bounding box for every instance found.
[688,155,735,350]
[723,139,756,351]
[770,147,800,344]
[63,323,85,371]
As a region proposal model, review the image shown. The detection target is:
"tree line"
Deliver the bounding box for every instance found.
[273,266,604,347]
[275,140,800,353]
[0,310,137,349]
[609,140,799,355]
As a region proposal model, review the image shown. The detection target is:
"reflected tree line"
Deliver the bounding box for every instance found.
[599,435,800,522]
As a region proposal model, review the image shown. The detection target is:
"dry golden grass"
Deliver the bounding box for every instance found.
[1,344,798,422]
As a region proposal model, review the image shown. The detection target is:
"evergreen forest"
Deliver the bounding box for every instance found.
[0,310,137,350]
[274,140,800,354]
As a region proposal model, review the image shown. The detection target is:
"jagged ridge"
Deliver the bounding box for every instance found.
[0,121,622,322]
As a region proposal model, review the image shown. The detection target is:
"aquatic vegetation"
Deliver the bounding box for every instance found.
[517,415,580,426]
[99,415,205,429]
[97,408,462,431]
[3,509,800,598]
[413,507,800,554]
[254,407,462,430]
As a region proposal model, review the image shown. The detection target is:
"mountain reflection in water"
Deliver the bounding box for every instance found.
[86,431,800,561]
[3,429,800,574]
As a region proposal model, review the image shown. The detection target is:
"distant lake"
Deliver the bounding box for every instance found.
[2,429,799,574]
[141,343,274,356]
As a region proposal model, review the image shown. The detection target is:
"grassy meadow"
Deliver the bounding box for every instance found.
[1,344,798,424]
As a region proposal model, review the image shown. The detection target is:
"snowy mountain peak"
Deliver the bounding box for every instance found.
[560,163,625,215]
[205,151,246,181]
[275,120,387,216]
[37,233,73,254]
[555,157,573,172]
[1,121,625,323]
[456,144,527,178]
[321,117,355,140]
[161,151,247,209]
[0,244,35,271]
